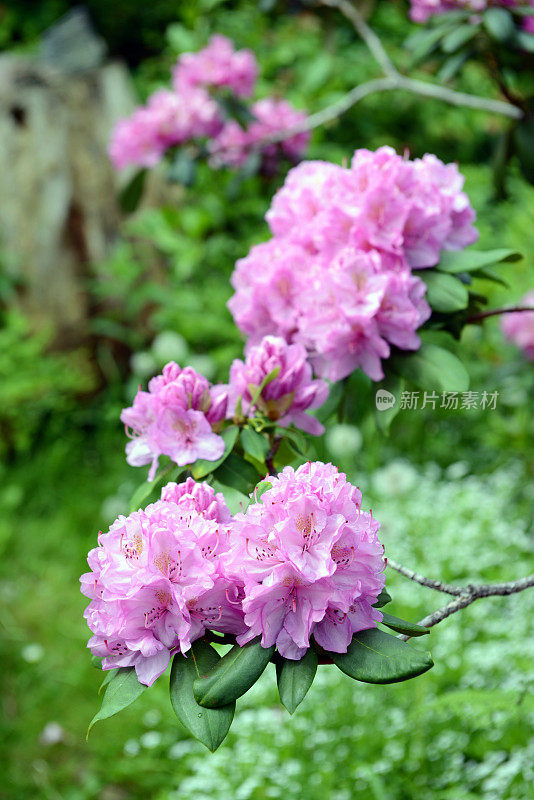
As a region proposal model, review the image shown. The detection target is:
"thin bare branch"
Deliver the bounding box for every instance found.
[468,305,534,323]
[320,0,397,78]
[387,559,463,596]
[396,573,534,640]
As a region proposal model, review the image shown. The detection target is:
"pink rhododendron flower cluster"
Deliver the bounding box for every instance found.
[501,291,534,360]
[81,481,246,686]
[210,98,310,175]
[227,335,329,435]
[223,462,386,659]
[173,33,257,97]
[81,466,386,681]
[229,147,478,381]
[121,362,228,480]
[409,0,534,27]
[109,34,308,172]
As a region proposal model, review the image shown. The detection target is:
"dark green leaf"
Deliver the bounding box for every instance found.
[437,248,522,273]
[167,149,197,187]
[119,169,147,214]
[170,641,235,752]
[88,668,146,736]
[240,428,269,462]
[130,464,185,512]
[421,271,469,312]
[380,613,429,637]
[483,8,515,43]
[393,344,469,393]
[329,629,433,684]
[276,649,318,714]
[213,453,260,496]
[194,637,275,708]
[373,588,392,608]
[441,24,477,54]
[192,426,239,480]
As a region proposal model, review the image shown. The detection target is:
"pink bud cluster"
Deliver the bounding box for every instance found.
[501,291,534,360]
[229,147,478,381]
[120,362,227,481]
[81,465,386,682]
[81,479,246,686]
[109,34,308,172]
[226,335,329,435]
[409,0,534,30]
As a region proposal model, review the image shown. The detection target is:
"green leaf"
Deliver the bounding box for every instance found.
[373,588,392,608]
[276,648,318,714]
[88,668,146,737]
[240,428,269,462]
[405,25,457,62]
[329,629,433,685]
[213,453,260,496]
[437,50,470,82]
[441,24,477,54]
[253,480,272,502]
[211,480,250,515]
[374,373,404,434]
[437,248,522,274]
[380,613,429,637]
[118,169,147,214]
[483,8,515,43]
[393,344,469,393]
[170,641,235,752]
[194,637,275,708]
[420,271,469,313]
[130,464,185,512]
[191,426,239,480]
[167,149,197,187]
[248,366,281,408]
[99,667,119,693]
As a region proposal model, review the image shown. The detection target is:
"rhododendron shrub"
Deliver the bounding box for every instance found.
[109,34,309,185]
[83,467,433,749]
[501,291,534,359]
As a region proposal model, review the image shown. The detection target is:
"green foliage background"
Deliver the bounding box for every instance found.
[0,1,533,798]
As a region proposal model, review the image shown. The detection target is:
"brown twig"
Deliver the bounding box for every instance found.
[468,305,534,323]
[266,436,282,477]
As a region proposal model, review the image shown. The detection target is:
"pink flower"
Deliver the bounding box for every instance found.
[209,98,309,173]
[229,146,473,381]
[501,291,534,360]
[227,336,329,435]
[224,462,386,660]
[108,87,222,170]
[121,363,227,480]
[161,477,232,523]
[81,484,246,686]
[173,34,258,98]
[409,0,487,23]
